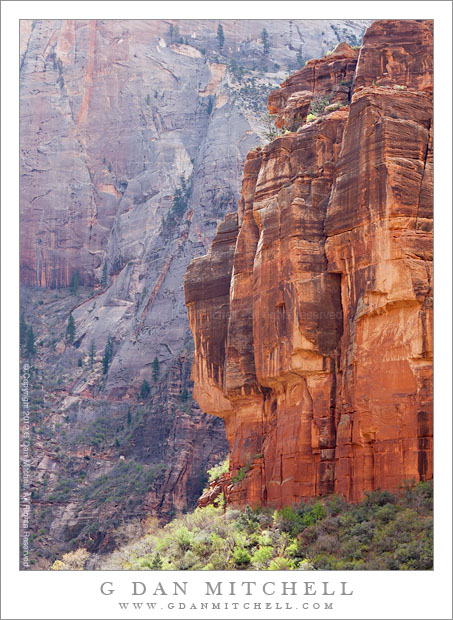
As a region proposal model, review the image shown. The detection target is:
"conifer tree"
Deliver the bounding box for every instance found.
[217,24,224,51]
[26,325,35,357]
[102,335,113,374]
[89,340,96,367]
[261,28,270,54]
[101,263,108,288]
[70,271,79,295]
[20,314,28,346]
[152,356,160,381]
[150,553,163,569]
[140,379,151,400]
[67,313,75,344]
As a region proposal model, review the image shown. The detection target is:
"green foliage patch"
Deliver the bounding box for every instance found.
[91,480,432,571]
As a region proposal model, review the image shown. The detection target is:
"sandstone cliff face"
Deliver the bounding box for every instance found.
[20,19,371,564]
[185,20,433,507]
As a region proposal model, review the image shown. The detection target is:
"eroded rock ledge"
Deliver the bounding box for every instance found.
[185,20,433,507]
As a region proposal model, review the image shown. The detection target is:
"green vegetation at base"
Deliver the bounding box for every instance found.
[61,479,432,570]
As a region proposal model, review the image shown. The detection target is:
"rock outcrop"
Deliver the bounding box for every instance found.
[268,41,359,129]
[185,20,433,507]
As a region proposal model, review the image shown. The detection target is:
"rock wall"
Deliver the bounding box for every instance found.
[185,20,433,507]
[20,19,372,563]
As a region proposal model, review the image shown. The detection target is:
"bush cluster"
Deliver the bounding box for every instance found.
[86,480,433,571]
[309,95,331,116]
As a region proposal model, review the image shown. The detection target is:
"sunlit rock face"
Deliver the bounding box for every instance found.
[185,19,433,507]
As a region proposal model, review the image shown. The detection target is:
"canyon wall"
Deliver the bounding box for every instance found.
[20,19,370,398]
[20,19,371,565]
[185,19,433,507]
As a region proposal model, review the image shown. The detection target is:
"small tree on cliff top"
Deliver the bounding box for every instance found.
[261,28,270,55]
[259,111,280,142]
[217,24,224,51]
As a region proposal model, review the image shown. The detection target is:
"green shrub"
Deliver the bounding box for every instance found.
[174,526,193,552]
[269,556,296,570]
[206,458,229,483]
[309,95,331,115]
[252,545,274,568]
[231,463,251,483]
[274,506,304,536]
[233,547,251,566]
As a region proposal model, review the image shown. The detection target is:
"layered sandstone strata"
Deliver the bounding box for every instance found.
[185,19,433,507]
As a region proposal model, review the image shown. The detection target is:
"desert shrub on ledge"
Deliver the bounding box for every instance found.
[76,479,433,571]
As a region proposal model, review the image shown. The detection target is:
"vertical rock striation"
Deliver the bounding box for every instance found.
[185,20,433,507]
